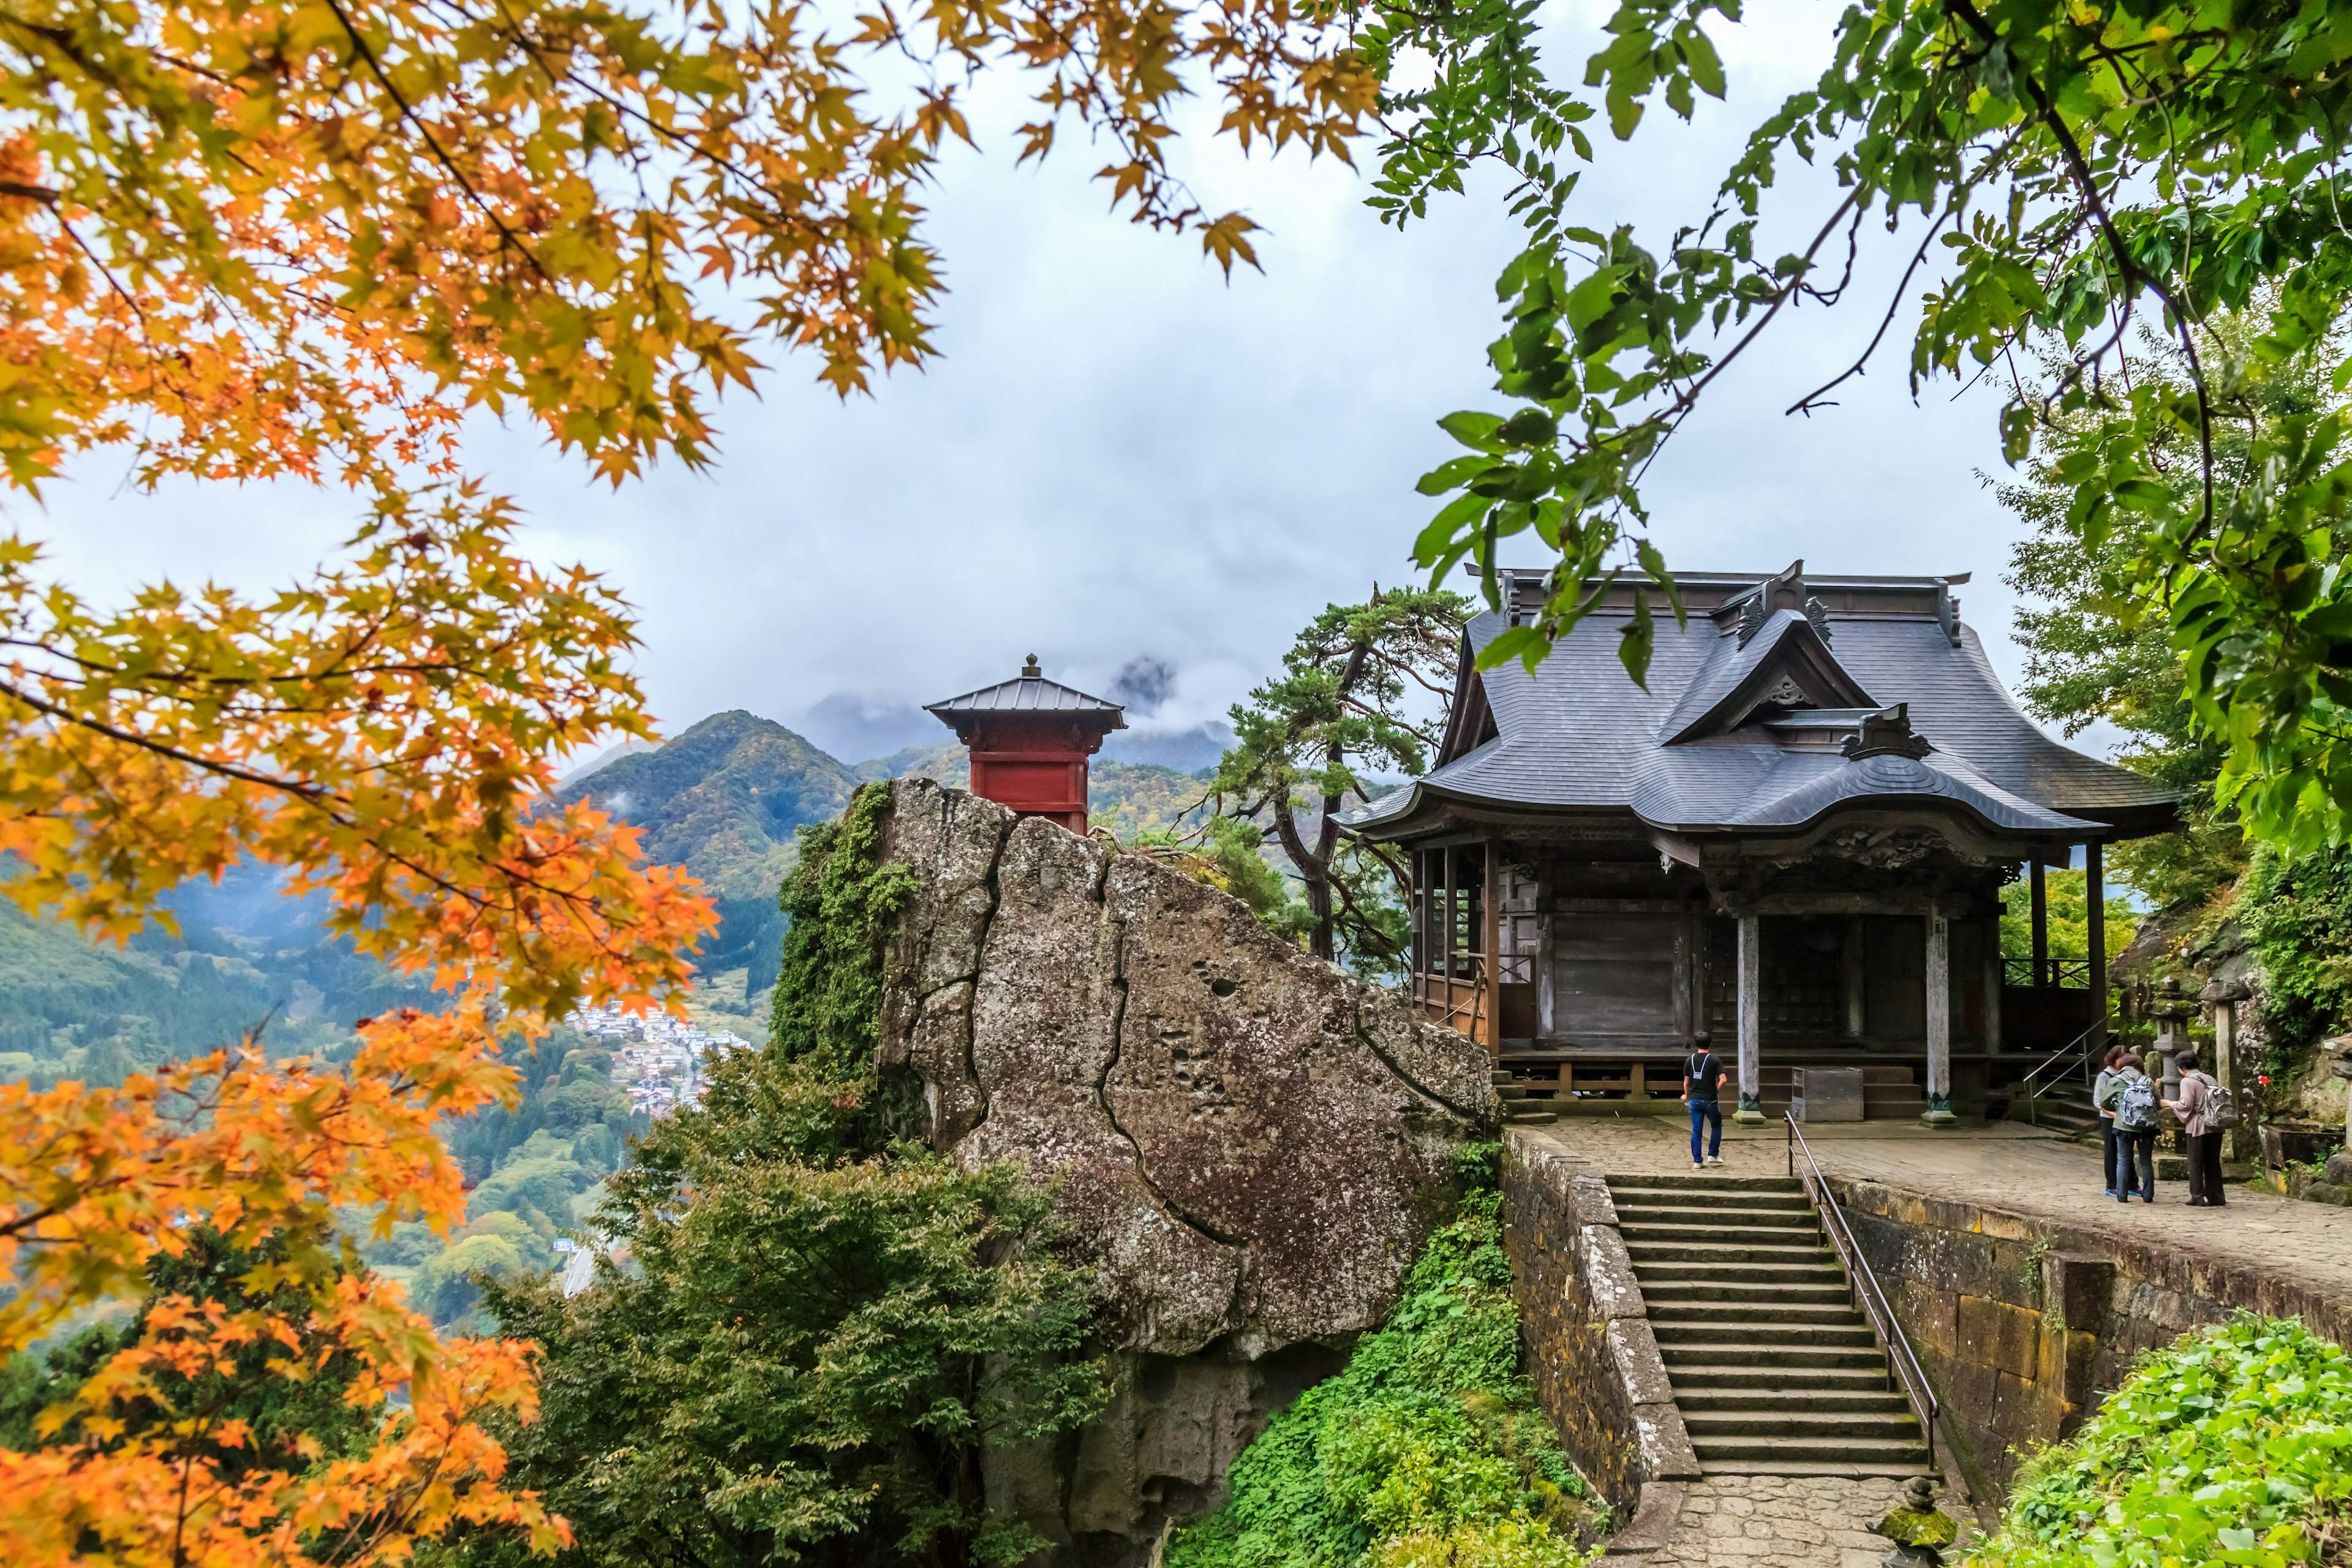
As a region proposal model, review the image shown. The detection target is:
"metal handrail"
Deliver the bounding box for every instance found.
[1785,1114,1938,1468]
[2015,1012,2114,1123]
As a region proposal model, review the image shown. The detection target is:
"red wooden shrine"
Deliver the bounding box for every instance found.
[924,657,1126,832]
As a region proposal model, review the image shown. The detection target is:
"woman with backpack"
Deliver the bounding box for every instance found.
[2098,1053,2160,1202]
[2091,1044,2130,1198]
[2165,1050,2234,1207]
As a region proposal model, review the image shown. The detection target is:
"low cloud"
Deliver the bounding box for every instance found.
[1112,656,1178,717]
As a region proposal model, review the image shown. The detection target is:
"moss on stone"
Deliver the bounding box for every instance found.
[768,781,917,1079]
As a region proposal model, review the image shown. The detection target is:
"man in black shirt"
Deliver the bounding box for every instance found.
[1682,1030,1728,1169]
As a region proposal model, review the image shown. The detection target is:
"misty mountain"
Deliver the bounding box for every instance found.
[1102,721,1232,774]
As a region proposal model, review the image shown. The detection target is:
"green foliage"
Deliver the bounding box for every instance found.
[1997,871,2139,967]
[1999,343,2258,914]
[1371,0,2352,862]
[1214,589,1468,969]
[0,1230,371,1479]
[769,783,918,1084]
[470,785,1106,1568]
[1973,1315,2352,1568]
[1166,1189,1593,1568]
[2241,844,2352,1050]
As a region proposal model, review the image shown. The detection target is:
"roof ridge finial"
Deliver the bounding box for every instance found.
[1022,654,1042,678]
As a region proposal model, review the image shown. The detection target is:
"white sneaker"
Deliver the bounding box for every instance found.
[1706,1155,1725,1167]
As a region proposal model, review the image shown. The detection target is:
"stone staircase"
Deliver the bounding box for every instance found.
[1494,1068,1556,1125]
[2007,1076,2101,1139]
[1610,1172,1935,1479]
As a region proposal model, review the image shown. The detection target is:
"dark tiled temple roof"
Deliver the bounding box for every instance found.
[925,662,1127,724]
[1340,567,2176,843]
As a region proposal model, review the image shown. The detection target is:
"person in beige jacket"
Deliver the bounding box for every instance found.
[2165,1050,2229,1208]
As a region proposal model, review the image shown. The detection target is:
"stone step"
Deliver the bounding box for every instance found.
[1640,1298,1863,1325]
[1639,1280,1855,1306]
[1624,1241,1835,1265]
[1691,1434,1932,1466]
[1615,1208,1817,1230]
[1698,1458,1938,1479]
[1629,1261,1848,1287]
[1684,1407,1922,1440]
[1608,1173,1804,1193]
[1659,1341,1889,1370]
[1667,1363,1895,1391]
[1616,1199,1816,1221]
[1651,1319,1880,1349]
[1609,1185,1813,1211]
[1506,1111,1559,1125]
[1620,1222,1821,1246]
[1673,1387,1913,1415]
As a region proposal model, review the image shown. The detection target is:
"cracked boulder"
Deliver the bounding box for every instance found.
[874,778,1496,1357]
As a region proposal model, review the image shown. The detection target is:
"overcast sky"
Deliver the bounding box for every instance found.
[31,0,2092,766]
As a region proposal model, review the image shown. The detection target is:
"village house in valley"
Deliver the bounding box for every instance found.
[1339,562,2178,1122]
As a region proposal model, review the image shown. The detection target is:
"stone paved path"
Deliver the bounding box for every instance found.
[1524,1114,2352,1305]
[1622,1474,1945,1568]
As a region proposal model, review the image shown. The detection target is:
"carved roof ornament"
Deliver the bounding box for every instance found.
[1805,596,1833,643]
[1736,559,1810,647]
[1760,674,1812,708]
[1841,703,1935,761]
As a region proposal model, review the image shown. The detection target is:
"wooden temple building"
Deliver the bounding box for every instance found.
[1337,563,2177,1123]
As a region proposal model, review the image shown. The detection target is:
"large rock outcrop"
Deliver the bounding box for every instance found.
[868,780,1495,1558]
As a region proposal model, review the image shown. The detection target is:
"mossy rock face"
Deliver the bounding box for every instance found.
[1877,1506,1960,1548]
[2301,1180,2349,1206]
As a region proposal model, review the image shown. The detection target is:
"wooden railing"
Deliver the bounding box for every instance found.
[1412,960,1485,1041]
[2002,957,2092,989]
[1785,1114,1938,1468]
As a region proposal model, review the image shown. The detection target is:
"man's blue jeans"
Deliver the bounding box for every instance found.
[1689,1099,1722,1163]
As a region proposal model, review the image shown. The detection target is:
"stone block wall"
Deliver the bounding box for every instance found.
[1830,1175,2352,1500]
[1502,1130,1700,1521]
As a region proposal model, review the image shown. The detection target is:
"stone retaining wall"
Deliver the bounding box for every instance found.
[1502,1129,1700,1525]
[1827,1174,2352,1500]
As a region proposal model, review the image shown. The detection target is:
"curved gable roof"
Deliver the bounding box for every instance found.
[1339,570,2176,842]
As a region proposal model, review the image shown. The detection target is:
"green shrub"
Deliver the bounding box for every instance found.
[1972,1315,2352,1568]
[1166,1186,1594,1568]
[2244,845,2352,1057]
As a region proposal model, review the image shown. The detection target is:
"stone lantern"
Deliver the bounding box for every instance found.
[2199,974,2255,1163]
[1875,1477,1960,1568]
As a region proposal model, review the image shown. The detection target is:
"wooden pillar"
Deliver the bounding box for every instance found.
[1482,840,1501,1059]
[1984,927,2004,1055]
[1430,851,1449,973]
[1735,913,1764,1123]
[2029,856,2049,987]
[2086,842,2108,1049]
[1923,901,1956,1125]
[1840,919,1866,1039]
[1411,851,1425,982]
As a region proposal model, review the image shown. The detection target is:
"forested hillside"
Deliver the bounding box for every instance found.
[0,710,1221,1332]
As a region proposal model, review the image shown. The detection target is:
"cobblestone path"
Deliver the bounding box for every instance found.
[1621,1475,1936,1568]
